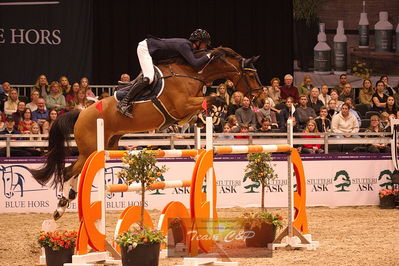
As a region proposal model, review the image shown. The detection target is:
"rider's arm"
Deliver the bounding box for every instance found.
[179,43,210,68]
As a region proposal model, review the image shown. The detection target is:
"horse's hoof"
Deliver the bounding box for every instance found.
[53,210,62,221]
[69,189,77,200]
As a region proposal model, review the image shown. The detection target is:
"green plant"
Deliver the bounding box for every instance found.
[352,60,372,80]
[238,212,283,230]
[293,0,321,26]
[117,149,167,227]
[115,224,166,249]
[37,230,77,251]
[244,152,278,210]
[379,188,399,198]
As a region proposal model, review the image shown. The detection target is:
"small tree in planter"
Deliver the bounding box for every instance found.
[115,149,167,266]
[240,152,283,247]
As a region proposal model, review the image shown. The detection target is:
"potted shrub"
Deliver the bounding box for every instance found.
[378,188,399,209]
[37,230,77,266]
[240,152,283,247]
[115,149,167,266]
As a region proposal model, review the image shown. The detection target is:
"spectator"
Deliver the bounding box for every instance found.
[235,96,257,131]
[344,98,361,127]
[74,88,89,110]
[296,95,316,130]
[358,79,374,107]
[338,83,355,103]
[364,115,389,153]
[33,74,49,98]
[318,84,331,107]
[315,106,331,132]
[46,81,66,112]
[18,108,36,134]
[333,74,347,94]
[380,112,390,130]
[372,80,388,112]
[330,89,343,112]
[301,120,324,154]
[268,77,281,105]
[26,89,41,112]
[30,122,42,140]
[11,101,26,129]
[4,88,20,115]
[235,123,250,139]
[380,75,395,96]
[0,113,5,131]
[42,109,58,134]
[224,79,235,96]
[99,91,110,100]
[278,97,299,131]
[383,96,399,117]
[225,114,239,133]
[256,99,278,128]
[0,82,11,112]
[227,91,243,117]
[65,82,80,103]
[59,76,71,95]
[80,77,95,98]
[308,87,324,115]
[327,99,338,120]
[298,74,313,96]
[219,124,234,139]
[280,74,299,103]
[257,118,273,132]
[260,86,277,112]
[32,97,49,130]
[331,103,359,138]
[216,83,230,106]
[120,73,131,83]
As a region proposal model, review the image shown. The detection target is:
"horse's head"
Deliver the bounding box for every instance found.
[201,47,263,97]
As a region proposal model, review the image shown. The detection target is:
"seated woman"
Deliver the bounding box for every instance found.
[45,81,66,112]
[225,114,240,133]
[26,89,41,112]
[4,88,20,115]
[278,97,299,131]
[256,99,278,128]
[301,120,324,154]
[42,108,58,134]
[65,82,80,103]
[314,106,331,132]
[18,108,35,134]
[74,88,89,110]
[364,115,389,153]
[372,80,388,113]
[383,96,399,117]
[218,124,234,139]
[329,89,343,113]
[358,79,374,107]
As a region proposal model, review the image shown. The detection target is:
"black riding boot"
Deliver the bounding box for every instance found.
[117,77,150,117]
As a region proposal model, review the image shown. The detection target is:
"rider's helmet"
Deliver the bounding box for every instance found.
[189,29,211,45]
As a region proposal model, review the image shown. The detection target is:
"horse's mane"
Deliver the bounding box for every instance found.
[156,46,242,66]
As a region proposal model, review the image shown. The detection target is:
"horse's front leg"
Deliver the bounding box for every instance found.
[53,176,78,220]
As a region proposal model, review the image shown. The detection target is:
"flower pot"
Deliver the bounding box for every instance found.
[244,223,276,247]
[379,195,396,209]
[44,246,73,266]
[120,242,161,266]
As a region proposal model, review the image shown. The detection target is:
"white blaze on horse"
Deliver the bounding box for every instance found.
[29,46,263,219]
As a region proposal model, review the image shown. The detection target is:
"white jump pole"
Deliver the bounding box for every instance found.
[96,118,106,236]
[206,116,214,219]
[194,124,201,150]
[287,119,294,238]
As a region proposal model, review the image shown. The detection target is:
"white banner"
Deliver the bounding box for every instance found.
[0,157,394,213]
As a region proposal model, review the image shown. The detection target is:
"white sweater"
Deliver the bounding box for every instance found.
[331,112,359,134]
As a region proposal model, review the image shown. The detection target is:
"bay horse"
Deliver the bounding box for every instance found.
[29,46,262,219]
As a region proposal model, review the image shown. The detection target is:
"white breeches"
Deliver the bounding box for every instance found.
[137,40,154,84]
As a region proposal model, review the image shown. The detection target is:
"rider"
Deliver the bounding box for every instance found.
[118,29,213,116]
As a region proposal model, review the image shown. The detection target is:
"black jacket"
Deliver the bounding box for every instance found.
[146,37,209,68]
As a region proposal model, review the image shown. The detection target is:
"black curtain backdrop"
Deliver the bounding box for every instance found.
[0,0,93,85]
[92,0,293,85]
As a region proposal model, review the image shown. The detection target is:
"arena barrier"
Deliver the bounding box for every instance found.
[68,118,318,265]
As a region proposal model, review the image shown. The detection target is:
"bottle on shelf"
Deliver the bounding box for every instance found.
[358,1,369,48]
[314,23,331,75]
[374,11,393,52]
[333,20,347,75]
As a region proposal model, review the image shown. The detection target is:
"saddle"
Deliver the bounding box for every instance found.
[114,66,163,103]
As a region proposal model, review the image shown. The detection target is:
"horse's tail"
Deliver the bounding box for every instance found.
[29,110,81,188]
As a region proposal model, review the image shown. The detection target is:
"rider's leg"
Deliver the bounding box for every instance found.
[137,40,154,84]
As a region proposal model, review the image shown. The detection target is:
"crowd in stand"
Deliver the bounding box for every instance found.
[1,72,398,156]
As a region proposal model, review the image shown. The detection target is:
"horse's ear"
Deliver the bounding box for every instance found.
[252,55,260,63]
[243,57,253,67]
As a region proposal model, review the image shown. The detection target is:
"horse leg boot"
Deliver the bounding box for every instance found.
[117,77,150,117]
[53,178,75,220]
